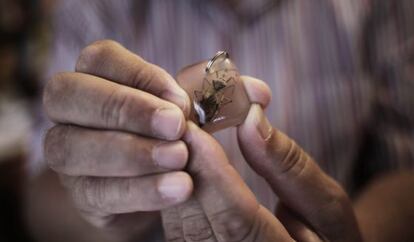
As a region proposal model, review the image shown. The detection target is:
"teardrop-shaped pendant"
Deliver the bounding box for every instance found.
[177,51,251,133]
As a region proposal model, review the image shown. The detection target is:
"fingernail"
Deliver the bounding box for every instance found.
[153,142,188,169]
[152,107,184,140]
[247,104,273,141]
[158,173,192,201]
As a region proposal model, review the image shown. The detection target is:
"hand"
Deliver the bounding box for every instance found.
[162,76,362,242]
[43,40,193,233]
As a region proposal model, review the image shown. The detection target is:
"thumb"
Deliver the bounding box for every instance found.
[237,104,361,241]
[177,122,292,242]
[241,75,272,108]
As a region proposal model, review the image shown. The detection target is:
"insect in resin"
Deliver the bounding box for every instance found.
[193,75,235,126]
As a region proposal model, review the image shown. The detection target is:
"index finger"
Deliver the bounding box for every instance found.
[75,40,190,116]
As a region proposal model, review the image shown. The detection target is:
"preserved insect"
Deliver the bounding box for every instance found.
[193,75,235,126]
[177,51,250,133]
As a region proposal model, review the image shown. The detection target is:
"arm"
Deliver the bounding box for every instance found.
[354,1,414,240]
[354,171,414,242]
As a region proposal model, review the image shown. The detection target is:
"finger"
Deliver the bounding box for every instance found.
[179,198,216,242]
[45,125,188,177]
[240,75,272,108]
[75,40,190,115]
[162,198,217,242]
[162,206,185,242]
[183,122,292,242]
[43,72,185,140]
[237,104,361,241]
[60,171,193,214]
[276,204,321,242]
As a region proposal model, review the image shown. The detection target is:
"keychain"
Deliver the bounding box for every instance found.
[177,51,250,133]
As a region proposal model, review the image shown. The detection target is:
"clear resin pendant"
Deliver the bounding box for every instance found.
[177,51,250,133]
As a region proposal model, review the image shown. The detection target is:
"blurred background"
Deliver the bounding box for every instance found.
[0,0,413,241]
[0,0,53,241]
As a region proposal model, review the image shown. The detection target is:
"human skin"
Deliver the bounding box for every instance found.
[43,40,413,242]
[43,40,193,234]
[161,103,362,242]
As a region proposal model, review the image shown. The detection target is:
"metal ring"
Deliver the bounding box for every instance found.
[205,51,229,73]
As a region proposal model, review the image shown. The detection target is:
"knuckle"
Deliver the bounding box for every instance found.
[276,137,308,178]
[43,72,71,118]
[100,86,134,129]
[117,134,145,175]
[209,208,255,242]
[130,62,170,95]
[61,176,115,227]
[74,177,110,212]
[179,200,214,242]
[44,125,70,171]
[163,209,185,242]
[182,214,214,241]
[325,184,350,215]
[76,39,119,72]
[130,62,157,90]
[69,177,91,208]
[317,183,352,230]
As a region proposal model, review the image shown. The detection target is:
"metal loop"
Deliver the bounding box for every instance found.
[205,51,229,73]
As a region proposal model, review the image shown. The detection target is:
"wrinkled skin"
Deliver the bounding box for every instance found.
[43,40,362,242]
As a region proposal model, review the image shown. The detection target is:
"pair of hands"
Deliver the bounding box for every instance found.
[43,40,361,242]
